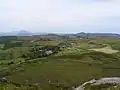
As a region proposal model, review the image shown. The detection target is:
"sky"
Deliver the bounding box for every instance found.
[0,0,120,33]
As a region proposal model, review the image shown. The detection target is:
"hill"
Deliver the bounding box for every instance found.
[0,35,120,90]
[76,32,120,38]
[0,30,33,36]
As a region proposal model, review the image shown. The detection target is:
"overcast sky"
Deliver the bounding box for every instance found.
[0,0,120,33]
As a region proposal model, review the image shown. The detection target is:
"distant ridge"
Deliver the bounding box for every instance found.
[76,32,120,38]
[17,30,33,36]
[0,30,33,36]
[0,31,120,38]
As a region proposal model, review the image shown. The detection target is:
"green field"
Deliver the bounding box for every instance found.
[0,36,120,90]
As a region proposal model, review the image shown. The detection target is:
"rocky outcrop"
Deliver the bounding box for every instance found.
[74,77,120,90]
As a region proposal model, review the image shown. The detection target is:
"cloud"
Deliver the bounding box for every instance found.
[0,0,120,32]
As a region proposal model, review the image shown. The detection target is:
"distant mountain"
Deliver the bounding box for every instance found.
[17,30,33,36]
[0,31,120,38]
[0,30,33,36]
[76,32,120,38]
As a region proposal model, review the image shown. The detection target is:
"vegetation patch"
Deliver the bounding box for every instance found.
[89,46,119,54]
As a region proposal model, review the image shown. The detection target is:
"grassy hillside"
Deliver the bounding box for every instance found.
[0,36,120,90]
